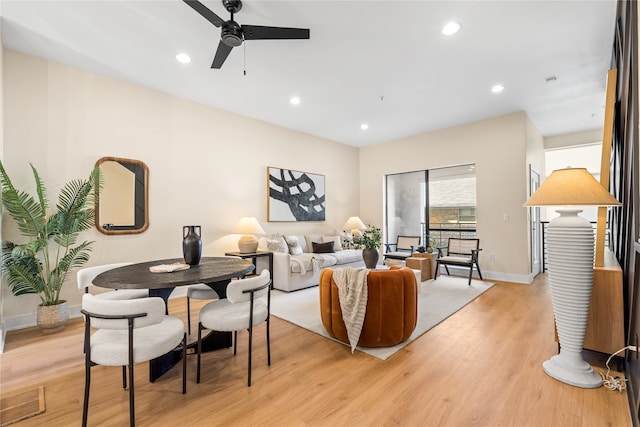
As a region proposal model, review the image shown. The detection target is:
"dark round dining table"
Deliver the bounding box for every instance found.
[93,256,254,297]
[92,256,255,382]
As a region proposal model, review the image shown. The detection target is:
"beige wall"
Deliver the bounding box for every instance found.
[2,48,548,328]
[544,128,603,150]
[359,112,535,283]
[2,49,360,324]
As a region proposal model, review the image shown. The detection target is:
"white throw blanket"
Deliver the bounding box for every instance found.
[290,254,320,275]
[332,267,369,353]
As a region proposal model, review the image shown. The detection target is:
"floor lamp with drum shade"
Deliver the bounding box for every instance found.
[524,167,621,388]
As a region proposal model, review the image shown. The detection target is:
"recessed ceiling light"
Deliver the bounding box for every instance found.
[290,96,301,105]
[491,84,505,93]
[361,123,369,130]
[176,53,191,64]
[442,22,460,36]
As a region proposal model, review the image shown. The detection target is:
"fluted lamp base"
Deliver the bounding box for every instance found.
[544,208,602,388]
[543,354,602,388]
[238,235,258,253]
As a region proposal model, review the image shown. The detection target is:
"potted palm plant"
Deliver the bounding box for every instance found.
[0,161,99,334]
[353,224,382,269]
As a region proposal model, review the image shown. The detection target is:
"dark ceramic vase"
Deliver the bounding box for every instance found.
[362,248,379,269]
[183,225,202,265]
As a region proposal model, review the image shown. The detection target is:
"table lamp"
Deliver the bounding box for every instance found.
[233,217,266,253]
[343,216,367,237]
[524,167,621,388]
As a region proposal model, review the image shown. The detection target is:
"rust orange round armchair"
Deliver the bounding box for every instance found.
[319,267,418,348]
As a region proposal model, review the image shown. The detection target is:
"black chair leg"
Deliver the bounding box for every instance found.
[444,265,451,275]
[476,262,483,280]
[197,323,202,384]
[234,331,238,356]
[247,324,253,387]
[468,266,473,286]
[187,297,191,335]
[266,318,271,366]
[182,333,187,394]
[122,366,127,389]
[434,262,439,280]
[82,358,91,427]
[128,362,135,427]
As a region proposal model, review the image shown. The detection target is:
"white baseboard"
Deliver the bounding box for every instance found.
[3,304,83,332]
[437,265,531,284]
[3,292,188,333]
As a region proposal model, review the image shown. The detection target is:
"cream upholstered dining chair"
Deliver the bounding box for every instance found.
[197,269,271,387]
[186,284,219,335]
[185,256,242,335]
[77,262,149,300]
[81,293,187,427]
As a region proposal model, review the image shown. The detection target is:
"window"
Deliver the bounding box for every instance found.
[385,164,476,249]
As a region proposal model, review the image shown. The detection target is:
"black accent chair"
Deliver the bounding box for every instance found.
[434,238,483,285]
[383,235,421,262]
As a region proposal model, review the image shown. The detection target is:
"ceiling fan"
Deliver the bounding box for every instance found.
[183,0,310,69]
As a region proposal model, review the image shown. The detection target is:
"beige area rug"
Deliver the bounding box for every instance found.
[0,386,45,426]
[271,275,495,360]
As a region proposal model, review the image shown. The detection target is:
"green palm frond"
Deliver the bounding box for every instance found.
[0,161,98,305]
[0,163,47,238]
[54,169,98,246]
[57,241,93,275]
[30,163,49,220]
[2,242,45,297]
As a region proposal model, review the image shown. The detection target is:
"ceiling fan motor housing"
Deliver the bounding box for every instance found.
[184,0,309,69]
[222,21,244,47]
[223,0,242,14]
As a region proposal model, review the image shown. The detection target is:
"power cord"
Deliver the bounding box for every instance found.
[601,345,635,392]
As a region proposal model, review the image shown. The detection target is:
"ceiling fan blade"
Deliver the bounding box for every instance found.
[242,25,310,40]
[211,40,233,68]
[183,0,225,27]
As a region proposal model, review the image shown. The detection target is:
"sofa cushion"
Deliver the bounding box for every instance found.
[323,235,343,251]
[312,241,335,253]
[331,249,363,265]
[304,234,325,253]
[315,254,338,267]
[284,235,304,255]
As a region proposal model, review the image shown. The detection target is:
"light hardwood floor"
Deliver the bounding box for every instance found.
[0,274,632,426]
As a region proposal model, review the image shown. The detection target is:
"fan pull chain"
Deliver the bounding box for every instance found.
[243,43,247,76]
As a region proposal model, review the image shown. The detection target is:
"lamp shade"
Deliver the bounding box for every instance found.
[233,217,266,235]
[343,216,366,231]
[524,167,621,207]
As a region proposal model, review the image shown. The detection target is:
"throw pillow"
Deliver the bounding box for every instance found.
[284,235,304,256]
[257,237,269,252]
[264,233,288,253]
[323,235,343,251]
[312,241,335,254]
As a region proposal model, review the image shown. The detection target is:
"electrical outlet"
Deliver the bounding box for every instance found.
[489,253,495,261]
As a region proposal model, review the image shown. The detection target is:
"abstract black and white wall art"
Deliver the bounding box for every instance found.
[268,167,325,221]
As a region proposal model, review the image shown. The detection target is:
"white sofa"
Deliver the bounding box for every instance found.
[262,233,364,292]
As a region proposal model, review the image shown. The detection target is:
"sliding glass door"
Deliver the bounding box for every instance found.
[428,164,477,248]
[386,171,426,247]
[385,164,476,249]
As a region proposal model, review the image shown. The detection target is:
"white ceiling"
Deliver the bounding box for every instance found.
[0,0,617,147]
